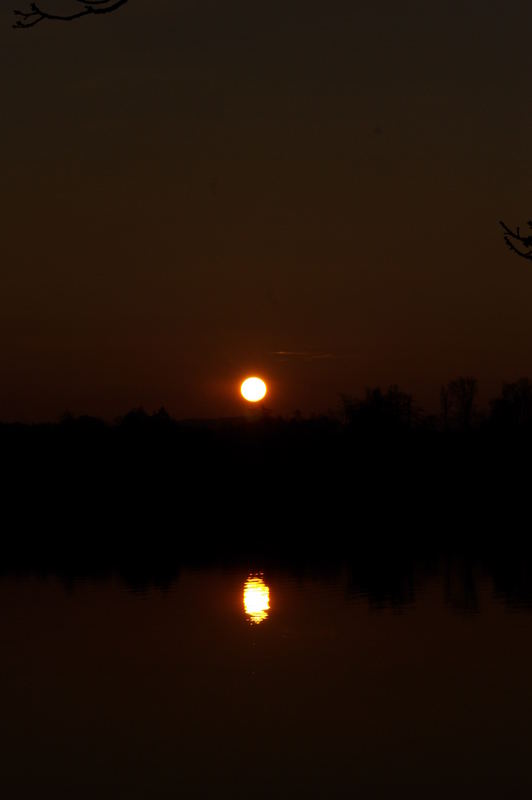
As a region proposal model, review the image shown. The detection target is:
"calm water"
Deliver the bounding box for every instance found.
[1,558,532,799]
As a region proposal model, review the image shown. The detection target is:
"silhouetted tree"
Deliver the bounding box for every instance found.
[13,0,128,29]
[342,385,415,435]
[441,376,478,432]
[500,220,532,260]
[440,385,451,432]
[489,378,532,431]
[117,407,149,429]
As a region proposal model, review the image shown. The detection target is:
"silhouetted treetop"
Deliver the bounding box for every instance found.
[500,220,532,260]
[489,378,532,431]
[440,376,478,432]
[13,0,128,29]
[341,385,416,434]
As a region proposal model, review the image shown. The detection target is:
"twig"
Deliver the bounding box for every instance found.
[14,0,128,28]
[499,220,532,260]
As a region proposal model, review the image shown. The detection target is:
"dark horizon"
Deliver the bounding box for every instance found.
[1,373,531,425]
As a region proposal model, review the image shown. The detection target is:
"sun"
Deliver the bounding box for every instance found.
[240,376,267,403]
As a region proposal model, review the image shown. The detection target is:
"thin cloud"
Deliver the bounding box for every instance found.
[271,351,356,362]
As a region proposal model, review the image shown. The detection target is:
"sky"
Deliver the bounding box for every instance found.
[2,0,532,420]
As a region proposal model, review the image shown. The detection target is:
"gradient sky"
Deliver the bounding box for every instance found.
[2,0,532,420]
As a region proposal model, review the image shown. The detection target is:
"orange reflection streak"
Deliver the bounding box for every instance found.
[243,575,270,624]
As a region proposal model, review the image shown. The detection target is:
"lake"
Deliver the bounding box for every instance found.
[1,553,531,798]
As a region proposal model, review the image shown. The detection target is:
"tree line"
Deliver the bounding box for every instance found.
[2,375,532,435]
[338,376,532,434]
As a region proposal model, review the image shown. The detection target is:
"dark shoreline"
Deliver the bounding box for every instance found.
[1,407,531,576]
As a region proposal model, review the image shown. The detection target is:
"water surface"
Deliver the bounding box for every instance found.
[1,558,531,798]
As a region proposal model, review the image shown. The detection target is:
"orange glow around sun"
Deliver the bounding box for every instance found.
[240,376,267,403]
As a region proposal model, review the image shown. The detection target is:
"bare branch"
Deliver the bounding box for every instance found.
[13,0,128,28]
[499,220,532,261]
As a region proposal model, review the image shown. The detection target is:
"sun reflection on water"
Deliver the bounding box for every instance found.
[243,575,270,624]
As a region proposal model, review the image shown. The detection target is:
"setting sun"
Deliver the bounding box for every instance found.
[240,376,267,403]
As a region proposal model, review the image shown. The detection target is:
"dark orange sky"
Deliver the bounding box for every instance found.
[2,0,532,420]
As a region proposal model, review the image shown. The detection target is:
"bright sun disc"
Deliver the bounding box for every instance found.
[240,377,267,403]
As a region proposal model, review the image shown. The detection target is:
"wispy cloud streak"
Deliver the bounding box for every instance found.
[271,351,357,362]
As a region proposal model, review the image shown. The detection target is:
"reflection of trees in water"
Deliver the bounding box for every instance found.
[443,557,480,613]
[0,559,180,594]
[5,551,532,613]
[489,555,532,609]
[346,554,421,609]
[347,552,532,613]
